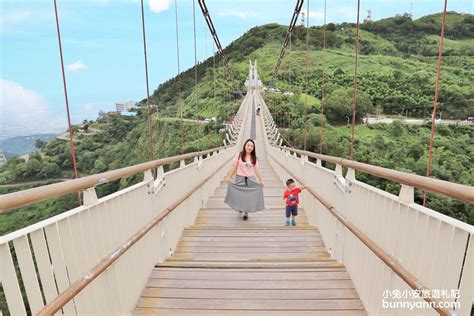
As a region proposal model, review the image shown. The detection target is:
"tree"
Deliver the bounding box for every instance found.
[40,162,60,179]
[35,139,47,150]
[392,121,404,137]
[324,88,373,124]
[24,159,42,178]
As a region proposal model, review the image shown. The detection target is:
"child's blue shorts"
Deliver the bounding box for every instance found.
[286,205,298,217]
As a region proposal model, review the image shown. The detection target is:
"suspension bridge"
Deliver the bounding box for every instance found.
[1,0,473,315]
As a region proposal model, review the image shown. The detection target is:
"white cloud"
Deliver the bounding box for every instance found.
[66,60,87,72]
[0,79,66,138]
[149,0,170,14]
[218,10,258,20]
[0,11,32,24]
[0,10,33,33]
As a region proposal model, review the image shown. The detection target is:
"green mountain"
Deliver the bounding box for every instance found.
[152,12,473,121]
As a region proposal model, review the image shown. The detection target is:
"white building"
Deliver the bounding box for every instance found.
[116,101,137,113]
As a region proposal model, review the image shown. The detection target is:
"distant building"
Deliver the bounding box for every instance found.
[98,110,109,120]
[0,150,7,167]
[116,101,137,113]
[364,10,373,23]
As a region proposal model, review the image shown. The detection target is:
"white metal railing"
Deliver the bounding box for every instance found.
[0,147,236,315]
[258,91,473,316]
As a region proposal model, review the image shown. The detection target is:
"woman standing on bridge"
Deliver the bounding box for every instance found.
[224,139,265,220]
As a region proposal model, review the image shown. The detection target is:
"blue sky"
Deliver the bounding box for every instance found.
[1,0,472,139]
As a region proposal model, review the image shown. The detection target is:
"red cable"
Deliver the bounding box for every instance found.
[424,0,448,206]
[140,0,156,161]
[319,0,327,154]
[53,0,81,204]
[349,0,361,160]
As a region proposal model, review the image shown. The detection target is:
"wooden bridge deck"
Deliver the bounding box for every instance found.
[133,157,366,315]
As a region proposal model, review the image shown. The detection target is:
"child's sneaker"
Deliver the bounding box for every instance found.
[291,219,296,226]
[285,220,290,226]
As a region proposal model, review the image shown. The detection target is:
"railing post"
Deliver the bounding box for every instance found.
[346,168,355,180]
[198,156,203,169]
[301,154,308,165]
[83,187,98,206]
[157,166,165,179]
[335,164,343,177]
[399,185,414,204]
[144,169,154,182]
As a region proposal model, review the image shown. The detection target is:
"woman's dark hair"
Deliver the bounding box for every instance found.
[240,139,257,165]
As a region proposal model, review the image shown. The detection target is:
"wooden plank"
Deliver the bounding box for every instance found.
[157,261,344,269]
[199,206,294,210]
[178,241,326,247]
[184,226,315,230]
[149,270,350,281]
[151,267,347,272]
[136,298,365,310]
[140,288,359,299]
[193,219,310,225]
[181,230,318,237]
[133,309,367,315]
[146,279,354,290]
[170,253,330,260]
[218,182,284,187]
[214,188,285,195]
[175,246,328,253]
[180,236,323,242]
[194,215,309,220]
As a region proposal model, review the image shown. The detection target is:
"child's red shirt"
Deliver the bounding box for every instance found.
[283,187,302,206]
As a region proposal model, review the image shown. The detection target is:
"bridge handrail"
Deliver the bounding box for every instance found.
[0,146,228,213]
[274,146,474,204]
[270,155,454,315]
[35,159,227,315]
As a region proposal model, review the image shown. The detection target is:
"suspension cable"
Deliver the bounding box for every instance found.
[319,0,327,154]
[140,0,155,161]
[53,0,81,204]
[205,19,208,71]
[303,0,310,150]
[288,32,292,84]
[349,0,361,160]
[423,0,448,206]
[174,0,183,151]
[197,0,243,97]
[193,0,203,150]
[266,0,304,96]
[213,38,216,100]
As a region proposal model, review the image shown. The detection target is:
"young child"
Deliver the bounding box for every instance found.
[283,179,306,226]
